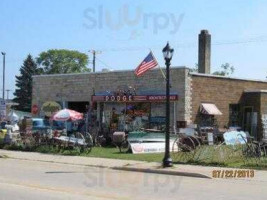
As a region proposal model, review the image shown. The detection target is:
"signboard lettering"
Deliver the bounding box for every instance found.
[105,95,133,102]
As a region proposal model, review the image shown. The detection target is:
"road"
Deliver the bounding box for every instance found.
[0,158,266,200]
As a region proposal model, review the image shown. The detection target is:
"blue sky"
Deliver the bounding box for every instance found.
[1,0,267,98]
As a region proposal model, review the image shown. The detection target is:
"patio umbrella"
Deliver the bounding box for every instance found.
[7,110,19,123]
[51,109,83,121]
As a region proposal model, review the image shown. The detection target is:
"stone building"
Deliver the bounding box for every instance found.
[31,30,267,141]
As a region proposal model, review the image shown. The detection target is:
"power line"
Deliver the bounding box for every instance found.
[95,57,112,69]
[88,50,102,72]
[97,35,267,52]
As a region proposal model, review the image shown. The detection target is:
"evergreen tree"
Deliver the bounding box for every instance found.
[13,55,40,112]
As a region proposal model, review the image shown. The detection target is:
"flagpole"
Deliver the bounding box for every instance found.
[150,50,166,80]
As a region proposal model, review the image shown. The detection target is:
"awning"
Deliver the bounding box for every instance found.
[200,103,222,115]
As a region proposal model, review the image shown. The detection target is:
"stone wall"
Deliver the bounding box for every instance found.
[191,74,267,128]
[32,67,189,123]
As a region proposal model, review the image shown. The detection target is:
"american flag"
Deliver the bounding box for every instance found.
[135,52,158,76]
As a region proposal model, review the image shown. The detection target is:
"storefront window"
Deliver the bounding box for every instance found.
[101,102,151,133]
[229,104,240,127]
[199,114,217,127]
[125,103,150,131]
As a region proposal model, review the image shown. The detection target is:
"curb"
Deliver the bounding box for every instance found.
[112,166,211,179]
[6,156,211,179]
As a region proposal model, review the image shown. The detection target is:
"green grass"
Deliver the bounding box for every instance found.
[33,145,165,162]
[1,143,267,170]
[86,147,165,162]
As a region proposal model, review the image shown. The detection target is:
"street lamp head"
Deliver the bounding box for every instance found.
[1,52,6,56]
[162,42,174,61]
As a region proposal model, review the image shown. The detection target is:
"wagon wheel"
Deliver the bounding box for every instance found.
[260,144,267,157]
[242,143,261,165]
[119,140,130,153]
[23,132,36,150]
[172,137,196,163]
[79,133,93,154]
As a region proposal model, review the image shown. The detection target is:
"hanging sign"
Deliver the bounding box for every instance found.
[92,95,178,102]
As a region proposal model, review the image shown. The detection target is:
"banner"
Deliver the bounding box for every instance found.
[130,141,177,154]
[0,100,6,118]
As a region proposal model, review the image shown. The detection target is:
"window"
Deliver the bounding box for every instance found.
[229,104,240,127]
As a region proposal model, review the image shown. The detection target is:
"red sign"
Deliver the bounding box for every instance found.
[32,104,38,114]
[92,95,178,102]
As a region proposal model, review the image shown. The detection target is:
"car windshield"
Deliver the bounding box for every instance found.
[33,119,50,127]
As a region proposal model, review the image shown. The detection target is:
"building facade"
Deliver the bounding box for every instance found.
[32,67,267,141]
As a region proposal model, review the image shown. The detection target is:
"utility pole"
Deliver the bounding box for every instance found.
[6,89,10,100]
[88,50,102,72]
[1,52,6,100]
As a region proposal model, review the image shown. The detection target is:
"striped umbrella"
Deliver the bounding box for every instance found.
[51,109,83,121]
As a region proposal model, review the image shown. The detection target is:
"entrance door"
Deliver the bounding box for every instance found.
[243,106,253,135]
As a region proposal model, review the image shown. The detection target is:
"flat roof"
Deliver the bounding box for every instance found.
[32,66,188,78]
[190,72,267,84]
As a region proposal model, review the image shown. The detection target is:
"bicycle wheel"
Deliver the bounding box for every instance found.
[119,140,130,153]
[83,133,93,153]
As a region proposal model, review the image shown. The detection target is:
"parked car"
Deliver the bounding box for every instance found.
[32,118,52,134]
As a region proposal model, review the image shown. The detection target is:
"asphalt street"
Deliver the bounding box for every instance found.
[0,158,266,200]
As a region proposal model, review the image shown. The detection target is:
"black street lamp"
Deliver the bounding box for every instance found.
[162,42,174,168]
[1,52,6,100]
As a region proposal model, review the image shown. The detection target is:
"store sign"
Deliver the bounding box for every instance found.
[0,100,6,118]
[41,101,61,117]
[92,95,178,102]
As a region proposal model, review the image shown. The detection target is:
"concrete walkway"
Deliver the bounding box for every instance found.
[1,149,266,181]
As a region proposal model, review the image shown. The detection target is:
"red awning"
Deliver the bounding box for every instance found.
[200,103,222,115]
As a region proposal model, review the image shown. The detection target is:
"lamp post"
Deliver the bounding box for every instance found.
[162,42,174,168]
[1,52,6,100]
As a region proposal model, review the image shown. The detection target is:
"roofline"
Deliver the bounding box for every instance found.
[190,72,267,84]
[32,66,189,78]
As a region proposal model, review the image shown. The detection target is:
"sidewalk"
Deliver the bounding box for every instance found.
[1,149,266,181]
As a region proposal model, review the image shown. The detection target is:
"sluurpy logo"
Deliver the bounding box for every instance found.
[83,4,184,36]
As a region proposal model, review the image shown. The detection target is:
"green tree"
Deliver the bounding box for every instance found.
[13,55,40,112]
[213,63,235,76]
[37,49,90,74]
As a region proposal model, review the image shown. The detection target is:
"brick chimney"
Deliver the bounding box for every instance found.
[198,30,211,74]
